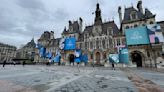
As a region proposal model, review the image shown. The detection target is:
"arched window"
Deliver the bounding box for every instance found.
[150,21,154,24]
[102,40,106,49]
[126,26,129,29]
[134,24,138,28]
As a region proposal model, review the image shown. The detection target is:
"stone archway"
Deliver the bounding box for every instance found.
[96,52,101,64]
[131,51,143,67]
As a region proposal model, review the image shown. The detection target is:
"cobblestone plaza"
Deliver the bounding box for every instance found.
[0,65,164,92]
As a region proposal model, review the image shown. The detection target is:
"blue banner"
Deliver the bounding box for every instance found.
[46,52,52,59]
[75,49,81,57]
[75,58,81,63]
[39,47,46,57]
[81,54,88,63]
[36,44,42,49]
[109,54,119,63]
[64,37,76,50]
[119,48,129,64]
[125,26,150,45]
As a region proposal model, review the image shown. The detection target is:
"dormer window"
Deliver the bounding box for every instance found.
[107,27,113,35]
[130,12,137,20]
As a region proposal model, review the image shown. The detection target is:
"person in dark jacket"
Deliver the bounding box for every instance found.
[3,60,6,67]
[112,62,115,70]
[22,61,25,67]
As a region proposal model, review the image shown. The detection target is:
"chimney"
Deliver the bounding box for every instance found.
[79,17,83,33]
[118,6,122,24]
[137,0,143,14]
[50,31,54,39]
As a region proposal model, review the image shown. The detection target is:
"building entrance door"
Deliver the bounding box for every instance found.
[69,54,75,65]
[96,52,101,64]
[132,53,142,67]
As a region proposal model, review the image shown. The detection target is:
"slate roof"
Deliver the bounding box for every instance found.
[48,38,61,47]
[62,21,80,35]
[23,39,36,48]
[38,31,51,41]
[83,21,119,36]
[123,7,144,23]
[0,43,17,49]
[122,7,155,23]
[102,21,119,35]
[145,8,154,18]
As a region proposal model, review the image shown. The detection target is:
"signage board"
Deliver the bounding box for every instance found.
[125,26,150,45]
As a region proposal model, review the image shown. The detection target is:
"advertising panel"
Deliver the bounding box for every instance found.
[64,37,76,50]
[119,48,129,64]
[125,26,150,45]
[147,24,164,43]
[109,54,119,63]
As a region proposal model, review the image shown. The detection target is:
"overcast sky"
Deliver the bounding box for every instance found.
[0,0,164,48]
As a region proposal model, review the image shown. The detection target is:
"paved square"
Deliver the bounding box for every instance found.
[1,65,163,92]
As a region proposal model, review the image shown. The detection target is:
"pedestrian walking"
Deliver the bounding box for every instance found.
[13,61,16,66]
[3,60,6,68]
[22,61,25,67]
[112,62,115,70]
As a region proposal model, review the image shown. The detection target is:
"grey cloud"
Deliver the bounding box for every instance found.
[16,0,46,11]
[0,0,164,48]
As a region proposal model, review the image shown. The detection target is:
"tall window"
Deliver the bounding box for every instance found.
[85,42,87,49]
[102,40,106,49]
[90,42,93,49]
[131,12,137,20]
[96,40,99,49]
[117,39,121,46]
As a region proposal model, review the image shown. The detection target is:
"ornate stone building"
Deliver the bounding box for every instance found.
[118,0,163,67]
[34,31,60,62]
[16,38,36,61]
[0,43,17,63]
[62,3,120,65]
[36,1,164,67]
